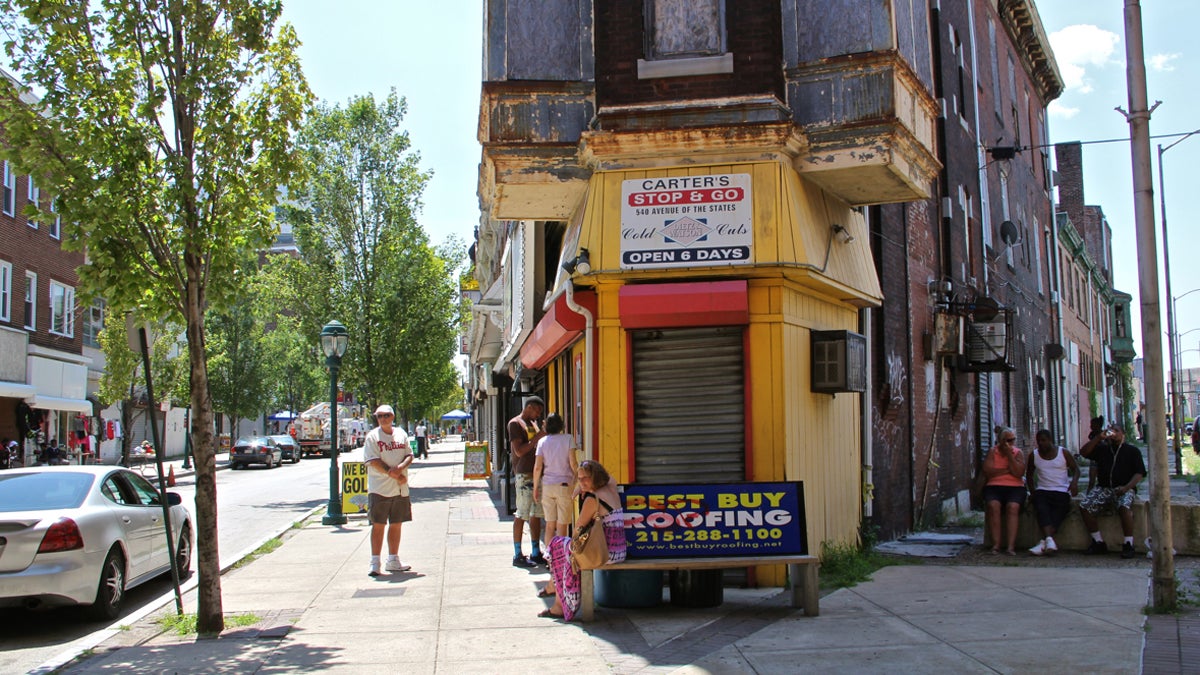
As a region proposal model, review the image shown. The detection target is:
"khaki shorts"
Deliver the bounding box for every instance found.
[514,473,543,521]
[540,482,573,524]
[367,493,413,525]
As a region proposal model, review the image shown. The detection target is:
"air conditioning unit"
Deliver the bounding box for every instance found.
[933,314,964,355]
[811,330,867,394]
[967,321,1005,361]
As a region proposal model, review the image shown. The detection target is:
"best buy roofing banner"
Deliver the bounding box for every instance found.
[620,173,753,269]
[619,482,807,558]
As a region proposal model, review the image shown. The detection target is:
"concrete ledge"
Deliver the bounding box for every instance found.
[989,499,1200,554]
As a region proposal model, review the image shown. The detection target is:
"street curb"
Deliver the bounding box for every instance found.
[28,503,326,675]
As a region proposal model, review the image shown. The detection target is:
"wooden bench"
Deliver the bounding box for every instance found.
[579,554,820,621]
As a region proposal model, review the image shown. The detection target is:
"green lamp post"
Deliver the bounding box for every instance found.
[320,320,349,526]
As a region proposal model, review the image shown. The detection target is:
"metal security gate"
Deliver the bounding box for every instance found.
[631,326,746,484]
[977,372,992,460]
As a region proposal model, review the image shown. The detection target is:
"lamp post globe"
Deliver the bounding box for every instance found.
[321,320,349,526]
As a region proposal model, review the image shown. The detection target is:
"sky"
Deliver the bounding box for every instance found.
[1036,0,1200,373]
[278,1,1199,372]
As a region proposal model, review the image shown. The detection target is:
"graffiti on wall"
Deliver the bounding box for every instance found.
[885,351,906,411]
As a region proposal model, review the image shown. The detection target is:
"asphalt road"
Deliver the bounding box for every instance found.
[0,454,335,674]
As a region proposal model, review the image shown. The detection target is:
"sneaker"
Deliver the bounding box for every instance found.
[385,559,412,573]
[528,553,549,566]
[1085,540,1108,555]
[1044,538,1058,555]
[1029,540,1046,556]
[368,560,381,577]
[1121,542,1136,559]
[512,554,536,568]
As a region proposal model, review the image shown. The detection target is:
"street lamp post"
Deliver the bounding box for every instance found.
[320,320,349,526]
[1157,133,1200,475]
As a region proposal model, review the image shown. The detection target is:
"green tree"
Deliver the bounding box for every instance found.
[0,1,310,634]
[285,91,463,421]
[206,293,270,439]
[251,254,326,416]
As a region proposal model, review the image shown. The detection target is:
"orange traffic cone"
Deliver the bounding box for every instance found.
[167,465,176,487]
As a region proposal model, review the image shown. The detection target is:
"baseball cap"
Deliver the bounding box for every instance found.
[524,395,545,408]
[374,404,395,417]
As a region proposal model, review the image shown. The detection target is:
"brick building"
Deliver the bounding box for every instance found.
[0,153,93,465]
[867,0,1064,536]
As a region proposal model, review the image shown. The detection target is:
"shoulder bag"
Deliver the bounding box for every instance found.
[570,495,610,572]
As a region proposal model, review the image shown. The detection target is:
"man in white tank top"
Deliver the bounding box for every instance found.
[1026,429,1079,556]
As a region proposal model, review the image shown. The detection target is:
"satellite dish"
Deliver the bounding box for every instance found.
[999,220,1021,247]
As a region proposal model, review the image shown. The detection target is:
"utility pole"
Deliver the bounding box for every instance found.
[1120,0,1174,610]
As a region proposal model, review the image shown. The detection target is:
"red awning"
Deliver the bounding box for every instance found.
[618,280,749,329]
[519,291,597,370]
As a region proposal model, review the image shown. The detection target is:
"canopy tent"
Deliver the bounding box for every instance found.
[440,409,471,420]
[268,410,297,421]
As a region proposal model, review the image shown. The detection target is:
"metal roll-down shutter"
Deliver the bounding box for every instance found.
[631,326,746,484]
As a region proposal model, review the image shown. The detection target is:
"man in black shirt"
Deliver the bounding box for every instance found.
[1079,424,1145,558]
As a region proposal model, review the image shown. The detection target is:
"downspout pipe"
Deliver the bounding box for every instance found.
[861,307,873,519]
[544,277,595,462]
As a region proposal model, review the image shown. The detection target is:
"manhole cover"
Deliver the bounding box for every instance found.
[353,587,407,598]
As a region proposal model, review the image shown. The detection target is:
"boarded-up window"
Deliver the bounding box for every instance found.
[645,0,725,60]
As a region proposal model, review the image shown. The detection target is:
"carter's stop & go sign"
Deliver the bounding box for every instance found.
[620,173,753,269]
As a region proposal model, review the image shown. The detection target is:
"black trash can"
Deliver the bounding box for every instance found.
[595,569,663,608]
[669,569,724,608]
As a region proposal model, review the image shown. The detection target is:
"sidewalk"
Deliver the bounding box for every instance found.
[50,438,1182,674]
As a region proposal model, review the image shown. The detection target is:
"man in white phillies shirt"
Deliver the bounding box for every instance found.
[363,404,414,576]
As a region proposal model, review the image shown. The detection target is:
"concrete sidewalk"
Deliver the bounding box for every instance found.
[54,438,1163,674]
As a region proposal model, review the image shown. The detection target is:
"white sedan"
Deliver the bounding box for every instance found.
[0,466,192,620]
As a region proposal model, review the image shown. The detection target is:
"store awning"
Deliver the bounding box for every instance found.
[619,280,749,329]
[27,395,94,415]
[519,290,597,370]
[0,381,37,399]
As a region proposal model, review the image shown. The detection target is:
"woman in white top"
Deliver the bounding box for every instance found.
[533,413,577,598]
[1025,429,1079,556]
[533,414,577,538]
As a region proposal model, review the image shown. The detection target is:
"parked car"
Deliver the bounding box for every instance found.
[229,436,282,470]
[0,466,192,620]
[268,435,302,464]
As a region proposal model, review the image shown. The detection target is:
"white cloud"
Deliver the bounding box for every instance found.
[1048,100,1079,119]
[1048,24,1121,93]
[1149,53,1180,71]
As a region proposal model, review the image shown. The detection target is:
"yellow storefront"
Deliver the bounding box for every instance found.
[519,160,879,585]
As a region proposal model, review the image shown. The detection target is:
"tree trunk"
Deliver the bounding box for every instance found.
[185,268,224,636]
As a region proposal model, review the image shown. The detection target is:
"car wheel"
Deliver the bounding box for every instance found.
[293,453,300,464]
[230,462,239,470]
[267,454,276,469]
[87,548,125,621]
[175,525,192,576]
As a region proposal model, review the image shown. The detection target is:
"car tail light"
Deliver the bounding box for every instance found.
[38,517,84,553]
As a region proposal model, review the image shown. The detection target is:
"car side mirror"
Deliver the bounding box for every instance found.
[166,492,182,506]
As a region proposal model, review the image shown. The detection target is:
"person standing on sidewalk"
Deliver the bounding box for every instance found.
[1079,424,1144,558]
[1026,429,1079,556]
[533,413,577,596]
[509,395,547,567]
[414,420,429,460]
[363,404,414,576]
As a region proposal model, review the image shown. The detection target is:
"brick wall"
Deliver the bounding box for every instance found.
[0,165,84,357]
[594,0,784,107]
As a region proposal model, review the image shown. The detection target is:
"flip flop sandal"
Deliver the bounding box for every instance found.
[537,588,556,597]
[537,609,563,619]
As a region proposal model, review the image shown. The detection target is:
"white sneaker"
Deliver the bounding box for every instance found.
[1029,540,1046,556]
[368,560,381,577]
[1044,538,1058,554]
[385,559,411,573]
